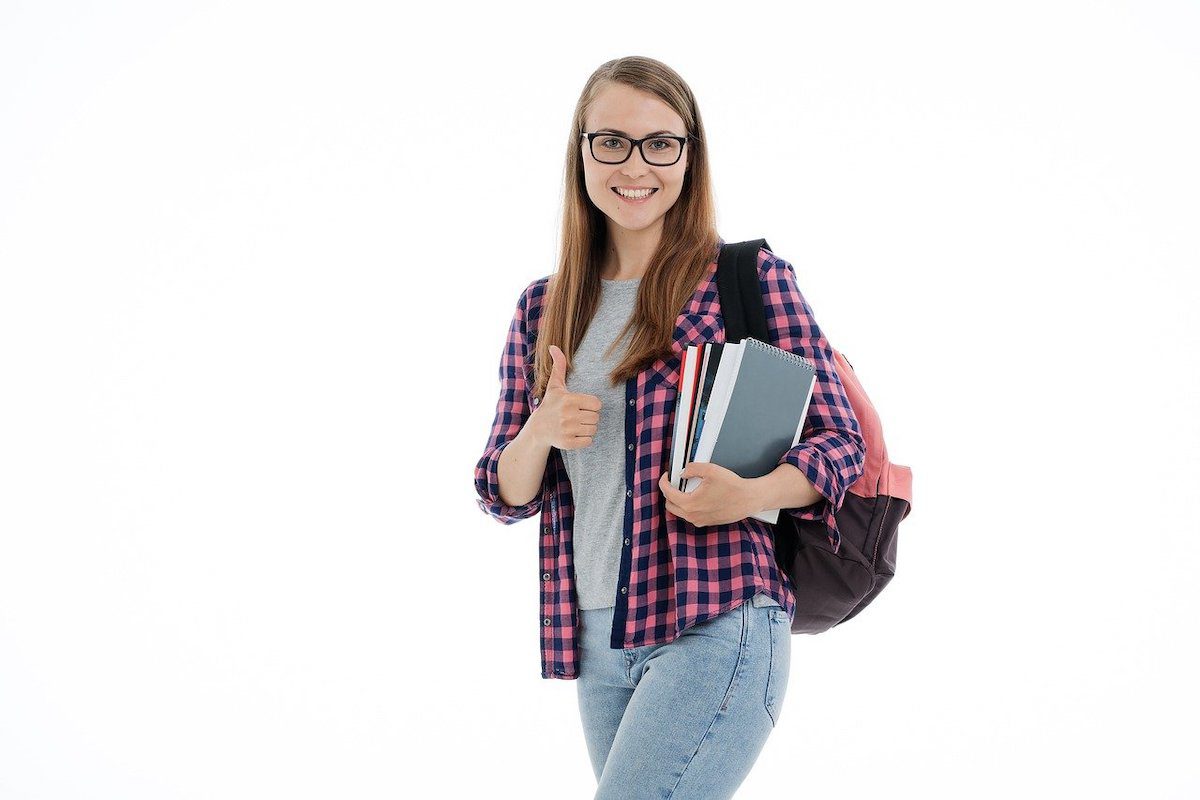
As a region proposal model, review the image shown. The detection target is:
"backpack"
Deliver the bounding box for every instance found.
[715,238,913,634]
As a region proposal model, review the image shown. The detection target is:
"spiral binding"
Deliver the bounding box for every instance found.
[743,336,816,371]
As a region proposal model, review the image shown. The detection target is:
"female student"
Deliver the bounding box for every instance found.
[473,55,865,799]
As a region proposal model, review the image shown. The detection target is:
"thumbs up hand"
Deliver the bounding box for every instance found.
[531,344,602,450]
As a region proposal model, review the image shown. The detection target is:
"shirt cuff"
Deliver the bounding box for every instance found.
[777,442,844,554]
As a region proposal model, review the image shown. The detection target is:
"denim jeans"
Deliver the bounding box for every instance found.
[575,592,792,799]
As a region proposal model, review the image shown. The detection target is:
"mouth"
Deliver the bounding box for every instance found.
[612,187,659,204]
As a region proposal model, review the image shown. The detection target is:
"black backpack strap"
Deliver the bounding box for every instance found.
[716,238,772,344]
[715,237,801,580]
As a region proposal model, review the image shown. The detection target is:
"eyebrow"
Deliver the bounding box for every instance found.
[596,128,680,137]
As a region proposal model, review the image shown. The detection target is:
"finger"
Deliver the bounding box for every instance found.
[547,345,569,390]
[661,478,688,515]
[666,502,690,525]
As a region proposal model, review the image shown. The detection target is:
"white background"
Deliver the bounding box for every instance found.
[2,1,1197,797]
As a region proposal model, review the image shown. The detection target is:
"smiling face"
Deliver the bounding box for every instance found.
[581,82,689,240]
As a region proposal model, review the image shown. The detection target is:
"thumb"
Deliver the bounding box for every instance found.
[547,344,569,391]
[681,461,708,479]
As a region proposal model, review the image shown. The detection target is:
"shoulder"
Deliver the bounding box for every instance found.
[510,276,552,343]
[753,245,797,284]
[518,275,549,311]
[511,275,551,315]
[753,245,792,280]
[527,275,551,305]
[717,240,791,283]
[751,246,817,319]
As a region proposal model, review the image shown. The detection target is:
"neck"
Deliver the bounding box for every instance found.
[599,220,662,281]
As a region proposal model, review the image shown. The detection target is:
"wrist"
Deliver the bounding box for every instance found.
[746,475,768,515]
[524,406,549,450]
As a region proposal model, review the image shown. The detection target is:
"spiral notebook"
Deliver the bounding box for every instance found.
[669,337,817,524]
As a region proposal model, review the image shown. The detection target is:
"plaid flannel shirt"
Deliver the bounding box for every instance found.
[473,239,865,679]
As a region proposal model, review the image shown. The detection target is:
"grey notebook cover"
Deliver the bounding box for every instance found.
[709,337,817,479]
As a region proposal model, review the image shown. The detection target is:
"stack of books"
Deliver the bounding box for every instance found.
[668,337,817,524]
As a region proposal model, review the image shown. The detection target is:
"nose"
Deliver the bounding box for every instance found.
[620,146,651,176]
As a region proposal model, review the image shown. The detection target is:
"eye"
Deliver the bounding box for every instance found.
[599,137,623,149]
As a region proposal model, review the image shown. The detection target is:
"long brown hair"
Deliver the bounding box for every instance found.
[529,56,720,401]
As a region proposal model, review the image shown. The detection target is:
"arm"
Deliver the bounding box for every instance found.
[473,283,548,524]
[497,416,551,508]
[755,252,866,554]
[749,462,822,512]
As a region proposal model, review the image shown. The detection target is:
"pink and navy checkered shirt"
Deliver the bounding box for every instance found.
[474,239,865,680]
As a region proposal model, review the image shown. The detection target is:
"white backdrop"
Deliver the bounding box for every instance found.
[2,1,1197,798]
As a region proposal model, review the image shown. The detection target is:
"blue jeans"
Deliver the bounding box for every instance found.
[575,592,791,799]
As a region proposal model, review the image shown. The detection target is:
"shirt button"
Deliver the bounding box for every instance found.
[624,538,630,545]
[532,397,539,406]
[620,586,627,595]
[629,398,635,406]
[542,572,551,580]
[544,526,550,535]
[628,443,634,450]
[544,618,552,626]
[626,489,632,497]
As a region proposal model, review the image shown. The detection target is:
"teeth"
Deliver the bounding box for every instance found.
[616,187,655,199]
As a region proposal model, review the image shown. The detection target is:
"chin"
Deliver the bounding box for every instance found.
[612,216,663,232]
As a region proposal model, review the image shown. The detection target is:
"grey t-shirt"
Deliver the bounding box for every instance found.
[560,276,640,611]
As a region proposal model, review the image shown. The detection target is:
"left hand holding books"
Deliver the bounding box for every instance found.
[659,461,760,528]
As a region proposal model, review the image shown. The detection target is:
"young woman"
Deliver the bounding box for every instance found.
[473,56,865,799]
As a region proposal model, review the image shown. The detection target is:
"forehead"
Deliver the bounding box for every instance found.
[585,83,685,136]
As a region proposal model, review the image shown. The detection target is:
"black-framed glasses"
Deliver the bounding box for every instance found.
[581,131,694,166]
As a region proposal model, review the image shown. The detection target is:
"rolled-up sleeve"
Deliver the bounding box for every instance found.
[473,283,544,524]
[760,252,865,554]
